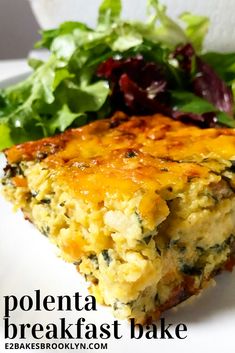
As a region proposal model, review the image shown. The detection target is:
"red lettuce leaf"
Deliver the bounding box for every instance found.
[193,57,234,116]
[173,43,234,116]
[97,56,171,115]
[97,50,235,128]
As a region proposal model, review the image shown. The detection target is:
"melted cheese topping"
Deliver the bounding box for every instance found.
[6,113,235,205]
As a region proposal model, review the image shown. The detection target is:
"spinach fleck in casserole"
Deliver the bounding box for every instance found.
[2,112,235,323]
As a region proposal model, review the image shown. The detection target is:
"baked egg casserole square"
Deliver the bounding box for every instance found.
[2,113,235,323]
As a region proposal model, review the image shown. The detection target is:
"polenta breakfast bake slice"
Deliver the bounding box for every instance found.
[2,113,235,323]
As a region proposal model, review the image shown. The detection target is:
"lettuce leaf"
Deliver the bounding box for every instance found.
[0,124,13,150]
[146,0,188,47]
[0,0,234,150]
[98,0,122,28]
[180,12,209,52]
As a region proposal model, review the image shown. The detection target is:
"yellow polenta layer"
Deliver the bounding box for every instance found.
[3,114,235,322]
[3,159,235,323]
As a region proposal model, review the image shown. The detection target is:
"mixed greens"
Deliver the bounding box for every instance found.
[1,0,235,150]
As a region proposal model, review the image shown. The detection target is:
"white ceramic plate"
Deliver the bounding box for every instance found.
[0,151,235,353]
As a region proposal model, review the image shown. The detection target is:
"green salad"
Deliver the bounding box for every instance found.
[1,0,235,150]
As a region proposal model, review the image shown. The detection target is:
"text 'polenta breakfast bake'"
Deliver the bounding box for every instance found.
[2,113,235,323]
